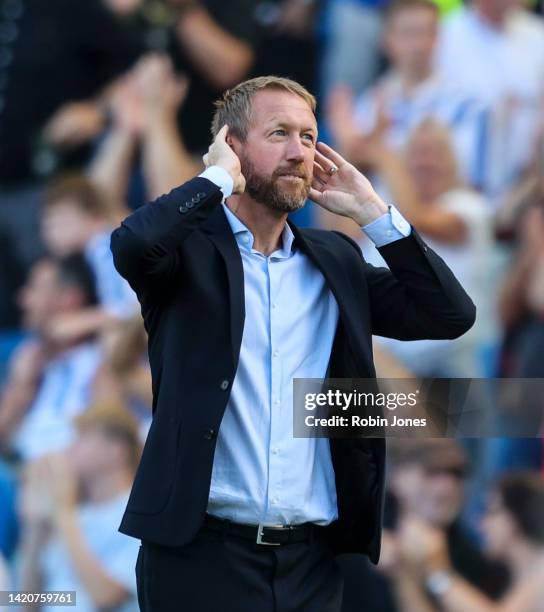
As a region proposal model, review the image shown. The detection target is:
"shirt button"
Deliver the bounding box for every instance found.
[386,229,393,237]
[273,350,279,357]
[272,447,278,455]
[220,379,229,390]
[274,399,280,406]
[272,303,277,309]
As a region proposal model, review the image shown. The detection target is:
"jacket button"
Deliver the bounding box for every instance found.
[191,196,200,204]
[220,379,229,390]
[186,201,195,208]
[204,429,216,440]
[197,192,206,198]
[179,205,188,214]
[423,245,428,252]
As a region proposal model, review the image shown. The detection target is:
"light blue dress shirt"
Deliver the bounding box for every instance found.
[201,166,411,525]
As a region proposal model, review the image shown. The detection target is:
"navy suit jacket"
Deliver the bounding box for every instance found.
[110,176,475,563]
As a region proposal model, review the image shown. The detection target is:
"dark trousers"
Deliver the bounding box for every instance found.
[135,523,344,611]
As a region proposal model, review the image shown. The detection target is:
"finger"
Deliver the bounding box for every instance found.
[313,161,330,184]
[314,149,339,174]
[316,141,348,168]
[313,158,326,172]
[216,124,229,143]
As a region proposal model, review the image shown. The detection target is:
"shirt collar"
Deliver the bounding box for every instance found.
[222,203,295,259]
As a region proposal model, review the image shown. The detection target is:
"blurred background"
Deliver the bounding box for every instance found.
[0,0,543,609]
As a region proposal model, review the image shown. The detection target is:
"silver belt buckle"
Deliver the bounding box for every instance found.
[256,522,283,546]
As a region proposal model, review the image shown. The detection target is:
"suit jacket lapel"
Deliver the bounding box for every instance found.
[288,222,353,322]
[201,206,245,366]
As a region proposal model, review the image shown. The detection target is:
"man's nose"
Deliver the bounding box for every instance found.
[285,135,305,162]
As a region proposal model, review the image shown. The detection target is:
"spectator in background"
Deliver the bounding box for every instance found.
[327,0,489,193]
[252,0,318,94]
[0,0,139,272]
[93,315,152,440]
[380,119,496,377]
[321,0,388,97]
[87,53,203,206]
[322,118,495,377]
[41,175,139,326]
[102,0,261,155]
[339,439,508,612]
[0,255,102,461]
[17,402,142,612]
[497,125,544,378]
[0,0,137,186]
[484,129,544,481]
[437,0,544,202]
[398,471,544,611]
[377,440,508,611]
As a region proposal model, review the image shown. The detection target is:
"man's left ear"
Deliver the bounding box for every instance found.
[227,134,242,156]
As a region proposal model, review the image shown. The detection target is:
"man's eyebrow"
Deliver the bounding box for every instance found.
[265,118,318,134]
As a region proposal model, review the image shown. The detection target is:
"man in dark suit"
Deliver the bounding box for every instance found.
[110,76,475,611]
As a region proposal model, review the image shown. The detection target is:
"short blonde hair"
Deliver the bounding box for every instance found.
[211,75,317,141]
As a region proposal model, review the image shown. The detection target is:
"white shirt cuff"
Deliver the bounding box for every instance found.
[199,166,234,199]
[361,204,411,247]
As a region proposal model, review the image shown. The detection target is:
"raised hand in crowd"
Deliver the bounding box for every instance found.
[132,54,190,129]
[326,84,390,171]
[133,53,201,198]
[42,101,106,150]
[167,0,255,90]
[0,341,48,449]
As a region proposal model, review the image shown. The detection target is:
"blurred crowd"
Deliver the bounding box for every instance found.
[0,0,543,610]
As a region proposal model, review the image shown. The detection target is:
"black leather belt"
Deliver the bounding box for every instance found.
[203,513,325,546]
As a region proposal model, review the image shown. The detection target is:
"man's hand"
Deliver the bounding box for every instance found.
[203,125,246,194]
[310,141,388,226]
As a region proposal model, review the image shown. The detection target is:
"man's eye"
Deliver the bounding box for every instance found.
[302,134,315,142]
[272,129,286,136]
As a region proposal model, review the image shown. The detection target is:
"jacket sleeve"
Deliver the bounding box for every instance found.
[336,229,476,341]
[110,177,223,296]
